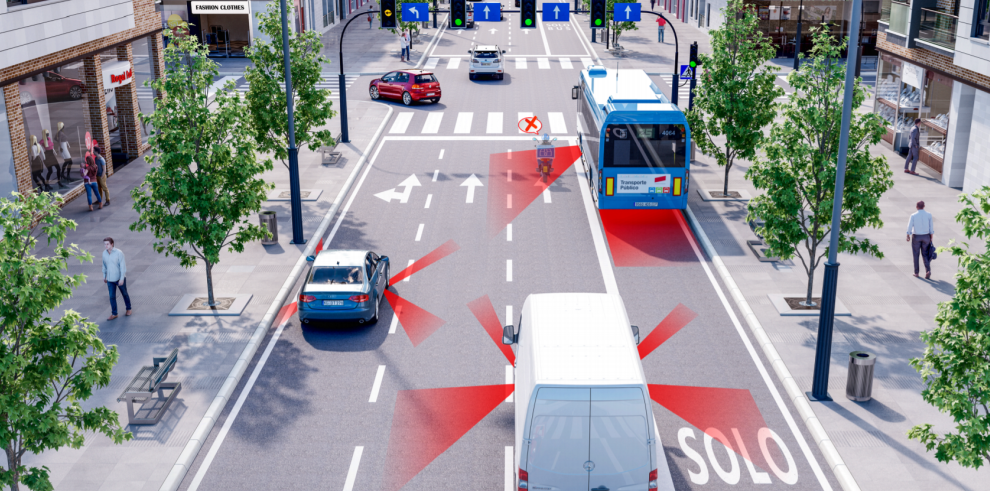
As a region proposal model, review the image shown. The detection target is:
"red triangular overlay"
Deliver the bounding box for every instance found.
[600,209,697,267]
[638,304,697,359]
[384,290,446,347]
[467,295,516,364]
[389,239,460,284]
[648,384,769,471]
[384,384,513,491]
[487,146,582,237]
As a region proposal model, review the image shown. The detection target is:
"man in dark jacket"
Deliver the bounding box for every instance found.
[904,118,921,175]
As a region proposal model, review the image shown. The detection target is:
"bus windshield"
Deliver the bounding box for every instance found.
[604,123,687,168]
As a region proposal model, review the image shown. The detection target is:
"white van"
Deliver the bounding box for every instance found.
[503,293,672,491]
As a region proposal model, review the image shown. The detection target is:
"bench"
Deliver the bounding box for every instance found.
[117,348,182,425]
[320,132,343,166]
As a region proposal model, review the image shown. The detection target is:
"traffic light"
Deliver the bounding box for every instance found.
[451,0,466,28]
[381,0,397,28]
[590,0,606,28]
[689,41,700,70]
[520,0,536,28]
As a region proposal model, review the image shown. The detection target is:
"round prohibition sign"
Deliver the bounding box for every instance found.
[518,115,542,134]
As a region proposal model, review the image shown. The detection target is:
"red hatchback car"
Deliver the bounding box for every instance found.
[369,70,441,105]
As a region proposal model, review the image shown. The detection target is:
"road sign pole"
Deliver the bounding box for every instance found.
[433,0,438,27]
[278,0,305,244]
[338,11,373,144]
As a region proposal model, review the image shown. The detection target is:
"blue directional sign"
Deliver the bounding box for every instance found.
[680,64,694,80]
[613,2,641,21]
[542,3,570,21]
[401,2,429,22]
[475,2,500,21]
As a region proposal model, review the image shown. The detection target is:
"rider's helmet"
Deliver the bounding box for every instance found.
[542,133,551,142]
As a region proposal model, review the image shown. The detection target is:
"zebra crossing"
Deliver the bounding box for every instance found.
[387,111,571,135]
[423,57,594,71]
[233,74,361,97]
[657,75,700,104]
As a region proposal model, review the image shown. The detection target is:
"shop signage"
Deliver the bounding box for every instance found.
[191,1,250,14]
[902,61,924,89]
[102,60,133,90]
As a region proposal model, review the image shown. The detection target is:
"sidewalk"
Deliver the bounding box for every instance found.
[688,130,983,487]
[21,102,393,490]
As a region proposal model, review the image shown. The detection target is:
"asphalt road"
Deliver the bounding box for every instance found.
[180,8,842,491]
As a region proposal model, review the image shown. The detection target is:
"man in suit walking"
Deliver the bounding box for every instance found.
[904,118,921,175]
[906,201,934,279]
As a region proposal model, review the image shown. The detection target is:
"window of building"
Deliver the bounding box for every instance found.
[0,92,17,198]
[976,0,990,40]
[132,37,157,145]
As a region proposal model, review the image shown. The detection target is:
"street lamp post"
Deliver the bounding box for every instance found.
[809,0,863,402]
[279,0,306,245]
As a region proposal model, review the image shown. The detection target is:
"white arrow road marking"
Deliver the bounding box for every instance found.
[375,174,422,203]
[489,27,498,34]
[461,174,484,203]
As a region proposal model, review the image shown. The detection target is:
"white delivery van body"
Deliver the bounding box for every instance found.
[511,293,670,491]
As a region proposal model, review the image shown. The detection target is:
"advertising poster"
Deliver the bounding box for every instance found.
[769,5,780,20]
[781,6,791,20]
[759,6,770,20]
[806,4,835,21]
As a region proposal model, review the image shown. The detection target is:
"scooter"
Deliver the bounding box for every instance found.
[534,134,556,184]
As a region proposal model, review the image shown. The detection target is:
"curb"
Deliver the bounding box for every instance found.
[158,105,396,491]
[683,204,861,491]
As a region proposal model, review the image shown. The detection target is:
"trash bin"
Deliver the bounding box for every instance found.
[259,211,278,245]
[846,351,877,401]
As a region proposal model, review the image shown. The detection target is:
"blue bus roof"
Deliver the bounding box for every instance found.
[580,68,671,106]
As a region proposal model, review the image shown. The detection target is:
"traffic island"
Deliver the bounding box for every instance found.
[768,293,851,316]
[168,294,253,316]
[697,187,752,201]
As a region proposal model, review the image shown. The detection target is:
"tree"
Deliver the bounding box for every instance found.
[245,2,337,171]
[746,27,893,306]
[608,0,640,46]
[909,186,990,469]
[685,0,781,197]
[1,192,130,491]
[131,24,273,307]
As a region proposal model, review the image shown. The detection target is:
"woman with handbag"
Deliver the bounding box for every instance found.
[81,155,102,211]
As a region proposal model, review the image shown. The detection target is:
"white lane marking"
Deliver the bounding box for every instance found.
[404,260,414,281]
[517,112,534,133]
[504,446,514,491]
[538,17,552,55]
[454,112,474,133]
[369,365,386,402]
[560,57,574,69]
[508,148,512,159]
[487,112,504,133]
[580,57,594,68]
[447,57,461,69]
[389,112,414,133]
[389,306,401,333]
[342,446,364,491]
[415,223,424,241]
[432,169,439,181]
[548,112,567,134]
[505,365,514,403]
[507,223,513,241]
[515,58,527,69]
[537,57,551,69]
[507,170,513,182]
[438,149,445,159]
[424,57,440,69]
[543,187,551,203]
[574,143,619,295]
[507,194,512,208]
[425,194,433,208]
[506,305,513,325]
[506,259,513,282]
[462,174,483,203]
[422,112,444,133]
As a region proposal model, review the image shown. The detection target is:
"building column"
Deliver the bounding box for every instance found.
[942,81,974,189]
[3,84,34,196]
[81,54,112,176]
[115,43,144,159]
[150,32,167,102]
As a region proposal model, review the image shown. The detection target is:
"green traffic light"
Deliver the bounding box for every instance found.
[690,61,696,68]
[526,18,532,25]
[455,18,462,25]
[595,19,602,25]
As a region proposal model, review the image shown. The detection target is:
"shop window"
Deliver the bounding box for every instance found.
[0,92,17,199]
[976,0,990,40]
[919,72,952,174]
[132,37,157,145]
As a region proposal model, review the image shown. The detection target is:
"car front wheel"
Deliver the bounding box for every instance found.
[69,86,83,100]
[402,91,413,106]
[370,86,380,100]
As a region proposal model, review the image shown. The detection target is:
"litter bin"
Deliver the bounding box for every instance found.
[846,351,877,401]
[259,211,278,245]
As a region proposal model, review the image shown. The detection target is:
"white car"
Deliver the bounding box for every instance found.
[468,44,506,80]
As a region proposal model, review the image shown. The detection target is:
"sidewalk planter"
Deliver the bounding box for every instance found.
[266,189,324,201]
[168,293,253,316]
[259,210,278,245]
[767,293,852,316]
[846,351,877,401]
[697,187,752,201]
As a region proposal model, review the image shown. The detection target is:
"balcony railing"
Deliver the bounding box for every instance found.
[917,8,958,51]
[887,1,910,35]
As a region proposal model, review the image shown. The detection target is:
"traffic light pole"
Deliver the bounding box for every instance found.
[641,11,680,104]
[433,0,438,28]
[279,0,305,244]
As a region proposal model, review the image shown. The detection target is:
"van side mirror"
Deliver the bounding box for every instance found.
[631,325,640,345]
[502,325,516,345]
[572,85,579,99]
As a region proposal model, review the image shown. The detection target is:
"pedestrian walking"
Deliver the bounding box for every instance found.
[656,16,666,42]
[904,118,921,175]
[400,31,410,62]
[102,237,132,320]
[651,0,656,10]
[82,155,102,211]
[368,6,373,28]
[906,200,934,279]
[94,147,110,206]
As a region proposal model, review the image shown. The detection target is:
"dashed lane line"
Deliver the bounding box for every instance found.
[368,365,386,402]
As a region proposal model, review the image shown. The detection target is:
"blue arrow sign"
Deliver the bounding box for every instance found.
[613,2,641,21]
[680,64,694,80]
[542,3,569,21]
[401,2,429,22]
[475,2,500,21]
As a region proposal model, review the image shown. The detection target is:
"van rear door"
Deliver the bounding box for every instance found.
[589,387,652,490]
[526,388,590,490]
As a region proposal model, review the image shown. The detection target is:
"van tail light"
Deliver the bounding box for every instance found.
[349,294,370,303]
[299,294,316,303]
[649,468,658,489]
[518,468,528,490]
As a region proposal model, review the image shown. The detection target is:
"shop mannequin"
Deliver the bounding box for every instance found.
[42,129,64,189]
[30,135,49,191]
[55,122,74,185]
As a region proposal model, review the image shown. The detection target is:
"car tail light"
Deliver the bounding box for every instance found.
[349,294,370,303]
[649,468,658,489]
[411,84,422,89]
[473,59,480,64]
[299,294,316,303]
[518,468,528,490]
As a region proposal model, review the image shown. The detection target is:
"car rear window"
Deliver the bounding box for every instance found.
[416,74,437,83]
[309,266,363,285]
[476,51,499,58]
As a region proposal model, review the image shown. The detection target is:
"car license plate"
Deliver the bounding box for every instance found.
[427,92,435,96]
[483,63,491,66]
[323,300,344,306]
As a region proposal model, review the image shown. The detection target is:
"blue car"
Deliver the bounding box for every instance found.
[298,250,390,324]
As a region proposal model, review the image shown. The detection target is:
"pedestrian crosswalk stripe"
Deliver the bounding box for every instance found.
[517,112,534,134]
[454,112,473,134]
[390,112,414,133]
[581,58,594,68]
[424,58,440,69]
[487,112,503,133]
[447,58,461,69]
[548,112,567,134]
[422,112,444,133]
[560,58,573,69]
[516,58,527,69]
[537,58,550,69]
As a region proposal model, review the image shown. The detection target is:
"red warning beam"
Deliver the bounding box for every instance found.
[600,209,698,267]
[638,304,697,359]
[467,295,516,364]
[389,239,460,284]
[384,290,446,347]
[486,146,582,237]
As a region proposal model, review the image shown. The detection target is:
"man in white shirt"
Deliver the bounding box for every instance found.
[906,200,934,279]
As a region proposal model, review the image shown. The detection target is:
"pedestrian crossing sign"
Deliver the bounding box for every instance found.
[680,65,693,80]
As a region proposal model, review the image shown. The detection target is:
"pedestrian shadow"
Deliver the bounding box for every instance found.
[920,278,954,296]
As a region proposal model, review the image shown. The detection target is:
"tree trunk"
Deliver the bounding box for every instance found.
[6,446,20,490]
[723,150,732,197]
[805,262,816,307]
[205,260,216,307]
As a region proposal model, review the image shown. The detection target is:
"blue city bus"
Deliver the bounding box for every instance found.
[575,67,691,209]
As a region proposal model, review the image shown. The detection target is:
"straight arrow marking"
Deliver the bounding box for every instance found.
[461,174,484,203]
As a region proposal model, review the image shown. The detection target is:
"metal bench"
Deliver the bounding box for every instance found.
[117,348,182,425]
[320,132,343,166]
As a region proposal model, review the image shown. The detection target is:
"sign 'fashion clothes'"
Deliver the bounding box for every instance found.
[191,1,250,14]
